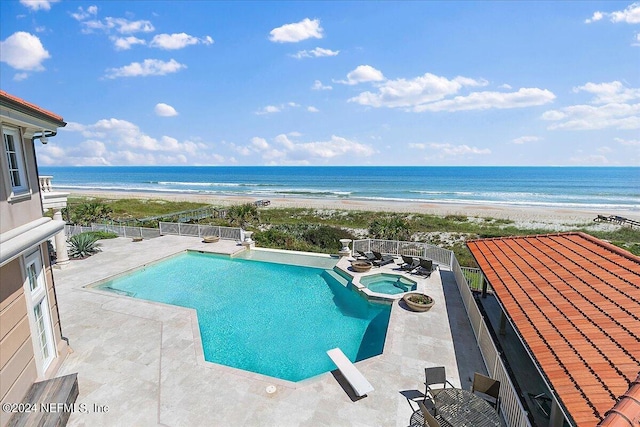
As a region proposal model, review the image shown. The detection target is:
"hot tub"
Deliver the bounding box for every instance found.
[359,273,417,295]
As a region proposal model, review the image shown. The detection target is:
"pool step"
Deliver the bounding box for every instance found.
[322,269,351,288]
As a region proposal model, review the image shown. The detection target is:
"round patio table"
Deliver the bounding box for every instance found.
[435,388,501,427]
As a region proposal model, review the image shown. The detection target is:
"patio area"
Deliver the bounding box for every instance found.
[52,235,487,426]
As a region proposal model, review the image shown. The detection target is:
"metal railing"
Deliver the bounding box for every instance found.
[159,222,243,241]
[66,222,243,241]
[461,266,486,293]
[452,256,532,427]
[352,238,454,268]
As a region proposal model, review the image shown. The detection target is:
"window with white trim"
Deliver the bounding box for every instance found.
[3,126,29,194]
[24,248,55,375]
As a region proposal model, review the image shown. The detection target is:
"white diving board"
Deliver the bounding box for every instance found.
[326,348,374,397]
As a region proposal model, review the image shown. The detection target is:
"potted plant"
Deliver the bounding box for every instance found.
[402,292,434,312]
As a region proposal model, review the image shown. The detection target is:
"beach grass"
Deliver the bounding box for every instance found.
[65,196,640,262]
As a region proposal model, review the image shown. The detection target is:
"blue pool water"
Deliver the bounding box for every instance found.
[360,273,417,295]
[96,252,390,382]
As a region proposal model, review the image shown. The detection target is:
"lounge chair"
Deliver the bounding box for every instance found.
[400,255,420,271]
[424,366,455,401]
[357,250,376,262]
[372,251,395,267]
[415,259,434,276]
[472,372,501,411]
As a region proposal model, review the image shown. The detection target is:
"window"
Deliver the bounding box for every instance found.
[3,127,29,194]
[24,249,55,374]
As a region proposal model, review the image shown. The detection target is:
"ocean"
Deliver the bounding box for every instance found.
[39,166,639,212]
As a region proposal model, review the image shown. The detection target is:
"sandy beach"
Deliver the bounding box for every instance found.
[68,189,639,232]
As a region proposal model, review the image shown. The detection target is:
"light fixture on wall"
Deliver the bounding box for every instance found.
[37,129,49,144]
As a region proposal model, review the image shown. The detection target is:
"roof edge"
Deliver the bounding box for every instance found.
[467,231,640,263]
[0,90,66,127]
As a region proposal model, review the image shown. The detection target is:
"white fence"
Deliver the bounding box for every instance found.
[66,222,243,241]
[352,238,454,268]
[159,222,243,241]
[452,256,532,427]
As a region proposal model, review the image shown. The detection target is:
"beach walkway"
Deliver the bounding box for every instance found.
[52,236,486,426]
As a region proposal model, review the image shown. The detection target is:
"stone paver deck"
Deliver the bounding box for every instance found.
[52,236,485,426]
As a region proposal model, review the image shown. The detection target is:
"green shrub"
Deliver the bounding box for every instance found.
[68,233,102,259]
[368,216,411,241]
[302,226,354,251]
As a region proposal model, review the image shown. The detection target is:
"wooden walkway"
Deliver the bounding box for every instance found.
[593,215,640,228]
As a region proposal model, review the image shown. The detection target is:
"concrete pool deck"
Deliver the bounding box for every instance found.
[52,236,487,426]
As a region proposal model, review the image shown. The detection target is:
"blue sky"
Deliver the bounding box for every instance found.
[1,1,639,166]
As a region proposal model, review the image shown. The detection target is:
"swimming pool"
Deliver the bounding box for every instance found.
[95,251,391,382]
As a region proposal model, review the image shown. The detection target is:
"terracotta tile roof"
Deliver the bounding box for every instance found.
[598,373,640,426]
[0,90,65,125]
[467,232,640,426]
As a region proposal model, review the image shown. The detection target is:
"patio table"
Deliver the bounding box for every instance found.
[435,388,501,427]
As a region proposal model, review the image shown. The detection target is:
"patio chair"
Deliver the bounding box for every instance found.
[415,259,434,276]
[424,366,455,400]
[472,372,501,411]
[417,400,442,427]
[372,251,395,267]
[400,255,420,271]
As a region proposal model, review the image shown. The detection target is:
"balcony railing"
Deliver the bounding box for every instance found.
[39,176,68,211]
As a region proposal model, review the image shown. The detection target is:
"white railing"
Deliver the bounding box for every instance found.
[66,222,243,241]
[452,256,532,427]
[352,238,453,268]
[39,175,53,192]
[159,222,243,241]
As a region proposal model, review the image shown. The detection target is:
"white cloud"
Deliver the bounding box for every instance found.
[312,80,332,90]
[573,81,640,104]
[255,102,301,115]
[347,70,546,112]
[569,154,610,165]
[0,32,50,71]
[154,103,178,117]
[615,137,640,146]
[269,18,323,43]
[291,47,339,59]
[238,134,374,164]
[338,65,385,85]
[542,81,640,130]
[71,5,97,21]
[20,0,59,11]
[408,143,427,149]
[586,3,640,24]
[112,36,146,50]
[512,136,541,144]
[429,143,491,157]
[499,83,513,90]
[47,118,220,166]
[81,16,154,34]
[105,59,186,79]
[542,103,640,130]
[150,33,214,50]
[255,105,281,115]
[307,106,319,113]
[13,72,29,81]
[417,88,555,112]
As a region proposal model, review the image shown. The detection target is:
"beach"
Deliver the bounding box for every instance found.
[68,189,637,232]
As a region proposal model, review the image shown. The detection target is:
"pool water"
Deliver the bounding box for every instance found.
[360,274,417,295]
[96,251,390,382]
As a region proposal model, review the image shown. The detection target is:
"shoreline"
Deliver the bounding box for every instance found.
[67,189,639,230]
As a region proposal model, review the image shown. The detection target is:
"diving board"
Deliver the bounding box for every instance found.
[327,348,374,397]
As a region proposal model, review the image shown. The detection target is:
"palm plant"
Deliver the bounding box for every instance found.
[68,233,102,259]
[368,216,411,241]
[226,203,260,228]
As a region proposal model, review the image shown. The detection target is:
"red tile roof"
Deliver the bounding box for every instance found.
[467,232,640,426]
[0,90,65,125]
[598,373,640,426]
